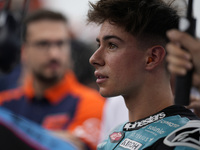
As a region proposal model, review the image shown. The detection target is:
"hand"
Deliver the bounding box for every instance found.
[166,29,200,90]
[166,29,200,75]
[187,97,200,118]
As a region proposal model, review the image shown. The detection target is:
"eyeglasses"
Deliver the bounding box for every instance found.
[26,40,70,51]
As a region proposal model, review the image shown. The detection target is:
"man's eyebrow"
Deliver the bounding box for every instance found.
[96,35,124,43]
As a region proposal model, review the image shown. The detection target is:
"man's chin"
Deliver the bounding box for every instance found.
[35,73,62,84]
[99,89,113,98]
[99,87,121,98]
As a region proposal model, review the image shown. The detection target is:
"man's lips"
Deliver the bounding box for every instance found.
[95,72,108,84]
[46,62,60,69]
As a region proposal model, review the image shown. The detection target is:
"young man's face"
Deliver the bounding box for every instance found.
[22,20,71,82]
[90,21,147,98]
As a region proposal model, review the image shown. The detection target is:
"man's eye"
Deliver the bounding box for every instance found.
[108,43,117,49]
[56,41,65,47]
[36,41,49,47]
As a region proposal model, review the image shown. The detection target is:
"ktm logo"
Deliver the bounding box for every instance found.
[42,114,69,130]
[164,120,200,149]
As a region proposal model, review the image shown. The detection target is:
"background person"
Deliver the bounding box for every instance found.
[0,9,105,150]
[0,1,77,149]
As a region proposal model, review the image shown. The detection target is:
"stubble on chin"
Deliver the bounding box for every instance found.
[34,71,64,85]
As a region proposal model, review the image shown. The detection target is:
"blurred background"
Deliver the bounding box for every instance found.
[37,0,200,40]
[11,0,200,43]
[0,0,101,91]
[41,0,200,38]
[0,0,200,91]
[1,0,200,53]
[8,0,101,44]
[41,0,100,44]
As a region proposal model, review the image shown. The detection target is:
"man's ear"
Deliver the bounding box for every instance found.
[145,45,166,70]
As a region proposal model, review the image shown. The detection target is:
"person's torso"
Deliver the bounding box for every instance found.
[1,93,80,129]
[98,105,200,150]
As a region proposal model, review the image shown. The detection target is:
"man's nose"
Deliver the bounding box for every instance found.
[89,48,105,67]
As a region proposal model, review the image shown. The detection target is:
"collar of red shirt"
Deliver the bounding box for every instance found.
[23,71,79,105]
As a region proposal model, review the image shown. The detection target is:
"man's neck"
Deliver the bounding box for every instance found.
[124,80,174,122]
[33,77,60,98]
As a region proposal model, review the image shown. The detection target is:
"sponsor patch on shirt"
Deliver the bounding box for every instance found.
[123,112,166,131]
[164,120,200,149]
[109,131,125,143]
[120,138,142,150]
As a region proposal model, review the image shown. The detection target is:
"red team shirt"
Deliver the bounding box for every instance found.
[0,71,105,150]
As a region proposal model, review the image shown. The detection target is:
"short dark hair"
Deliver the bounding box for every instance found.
[87,0,179,48]
[22,9,68,42]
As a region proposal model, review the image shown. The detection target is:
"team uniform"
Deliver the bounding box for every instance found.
[98,105,200,150]
[0,71,105,150]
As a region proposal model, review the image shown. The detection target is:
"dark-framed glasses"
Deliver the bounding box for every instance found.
[26,40,70,51]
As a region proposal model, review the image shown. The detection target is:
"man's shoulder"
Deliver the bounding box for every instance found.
[146,120,200,150]
[163,120,200,149]
[99,120,200,150]
[147,106,200,149]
